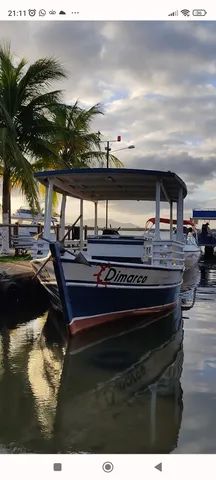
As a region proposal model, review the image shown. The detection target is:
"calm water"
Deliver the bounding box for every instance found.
[0,262,215,454]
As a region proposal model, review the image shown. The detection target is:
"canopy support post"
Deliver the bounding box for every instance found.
[155,181,161,240]
[80,199,84,250]
[177,188,184,242]
[94,201,98,235]
[170,201,173,240]
[44,180,53,240]
[60,194,66,240]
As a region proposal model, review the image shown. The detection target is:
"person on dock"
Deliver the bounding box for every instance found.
[202,222,211,236]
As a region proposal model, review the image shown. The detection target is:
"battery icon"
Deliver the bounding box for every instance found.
[192,9,207,16]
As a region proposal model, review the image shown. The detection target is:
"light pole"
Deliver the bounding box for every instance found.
[103,141,135,228]
[106,140,111,169]
[100,136,120,229]
[104,136,121,169]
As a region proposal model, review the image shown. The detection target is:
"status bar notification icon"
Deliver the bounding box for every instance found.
[28,9,36,16]
[39,9,46,16]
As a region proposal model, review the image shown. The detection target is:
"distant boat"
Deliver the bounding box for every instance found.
[11,207,58,223]
[11,207,44,222]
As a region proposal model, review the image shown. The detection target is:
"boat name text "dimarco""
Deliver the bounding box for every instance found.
[104,267,148,284]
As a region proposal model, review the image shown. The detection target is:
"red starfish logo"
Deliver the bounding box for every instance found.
[93,264,110,286]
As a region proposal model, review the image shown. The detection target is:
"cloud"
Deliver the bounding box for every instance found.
[127,152,216,186]
[0,21,216,220]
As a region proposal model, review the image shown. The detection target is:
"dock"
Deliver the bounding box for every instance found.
[198,236,216,258]
[0,260,49,311]
[192,209,216,258]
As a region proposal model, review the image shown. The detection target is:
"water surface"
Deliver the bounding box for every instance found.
[0,262,215,454]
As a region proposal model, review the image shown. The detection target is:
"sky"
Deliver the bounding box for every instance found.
[1,20,216,226]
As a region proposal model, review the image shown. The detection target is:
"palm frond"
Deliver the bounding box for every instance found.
[0,46,67,216]
[18,58,66,103]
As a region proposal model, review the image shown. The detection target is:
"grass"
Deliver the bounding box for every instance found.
[0,254,32,263]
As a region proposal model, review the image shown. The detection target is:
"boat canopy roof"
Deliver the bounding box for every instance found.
[35,168,187,202]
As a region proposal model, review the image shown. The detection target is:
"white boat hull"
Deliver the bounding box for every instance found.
[184,244,201,270]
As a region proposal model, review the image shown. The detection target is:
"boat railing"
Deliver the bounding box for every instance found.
[150,240,185,268]
[30,238,88,258]
[64,239,88,250]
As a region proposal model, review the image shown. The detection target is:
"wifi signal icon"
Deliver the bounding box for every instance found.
[181,9,190,16]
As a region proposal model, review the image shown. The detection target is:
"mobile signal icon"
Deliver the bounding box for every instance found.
[168,10,178,16]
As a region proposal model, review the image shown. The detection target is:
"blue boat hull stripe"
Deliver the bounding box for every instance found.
[42,282,181,324]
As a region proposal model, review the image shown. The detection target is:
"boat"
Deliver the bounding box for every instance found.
[145,217,201,270]
[31,168,187,335]
[11,206,58,224]
[11,207,44,222]
[181,264,200,310]
[6,207,59,255]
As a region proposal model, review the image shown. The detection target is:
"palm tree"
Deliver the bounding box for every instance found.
[34,102,123,170]
[0,45,66,253]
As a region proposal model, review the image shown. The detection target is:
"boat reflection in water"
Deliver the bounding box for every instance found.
[53,305,184,453]
[0,298,191,453]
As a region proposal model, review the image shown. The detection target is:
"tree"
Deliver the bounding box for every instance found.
[34,102,123,170]
[0,45,66,253]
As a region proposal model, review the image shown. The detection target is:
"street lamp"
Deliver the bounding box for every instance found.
[111,145,135,154]
[103,140,135,228]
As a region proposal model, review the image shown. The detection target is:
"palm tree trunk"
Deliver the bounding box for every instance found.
[1,168,11,254]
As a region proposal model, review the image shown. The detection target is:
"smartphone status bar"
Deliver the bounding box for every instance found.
[0,3,215,21]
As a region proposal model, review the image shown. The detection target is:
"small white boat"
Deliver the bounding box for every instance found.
[145,217,201,271]
[31,168,187,335]
[181,264,201,310]
[184,237,201,270]
[11,207,43,222]
[11,207,58,224]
